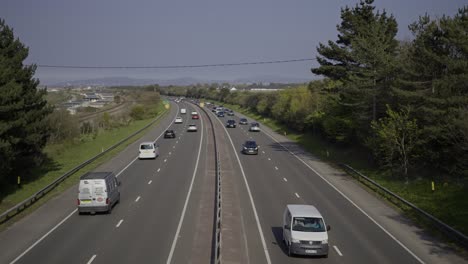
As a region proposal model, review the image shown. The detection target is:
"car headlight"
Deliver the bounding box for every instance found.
[291,238,300,243]
[243,147,247,150]
[321,239,328,244]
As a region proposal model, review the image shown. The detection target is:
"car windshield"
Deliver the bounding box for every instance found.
[245,141,257,147]
[240,118,247,122]
[251,123,259,127]
[292,217,325,232]
[140,144,153,150]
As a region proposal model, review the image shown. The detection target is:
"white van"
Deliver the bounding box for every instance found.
[181,108,187,114]
[78,172,120,214]
[139,142,159,159]
[283,204,330,257]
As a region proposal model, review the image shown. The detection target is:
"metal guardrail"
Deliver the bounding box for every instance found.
[0,109,169,224]
[341,164,468,249]
[195,102,222,264]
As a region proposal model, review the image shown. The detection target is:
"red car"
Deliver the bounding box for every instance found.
[192,114,199,119]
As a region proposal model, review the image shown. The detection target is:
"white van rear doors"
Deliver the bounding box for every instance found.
[79,179,107,207]
[78,180,94,206]
[92,180,107,206]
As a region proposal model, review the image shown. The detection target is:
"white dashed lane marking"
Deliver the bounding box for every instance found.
[135,196,141,202]
[268,158,271,161]
[164,159,167,162]
[262,151,265,154]
[157,168,161,172]
[334,246,343,256]
[148,180,152,185]
[169,152,172,155]
[275,166,278,170]
[283,178,288,182]
[116,219,123,228]
[87,255,97,264]
[295,193,300,198]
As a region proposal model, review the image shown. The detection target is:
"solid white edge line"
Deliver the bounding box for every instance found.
[295,193,300,198]
[10,102,180,264]
[166,106,204,264]
[260,128,425,264]
[116,219,124,228]
[9,209,77,264]
[333,245,343,256]
[86,254,97,264]
[135,196,141,202]
[210,111,272,264]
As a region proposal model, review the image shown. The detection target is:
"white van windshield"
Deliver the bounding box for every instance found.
[292,217,325,232]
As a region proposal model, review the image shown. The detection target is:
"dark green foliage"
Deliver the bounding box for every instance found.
[0,19,52,185]
[130,105,146,120]
[395,7,468,178]
[312,0,399,141]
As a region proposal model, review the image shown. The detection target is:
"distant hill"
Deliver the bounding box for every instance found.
[47,75,314,87]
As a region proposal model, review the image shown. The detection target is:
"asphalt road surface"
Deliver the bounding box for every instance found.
[0,99,465,264]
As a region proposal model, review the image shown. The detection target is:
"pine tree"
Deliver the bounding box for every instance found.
[395,7,468,178]
[0,19,52,185]
[311,0,398,141]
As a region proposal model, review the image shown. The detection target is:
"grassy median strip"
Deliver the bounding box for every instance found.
[0,103,168,230]
[215,101,468,240]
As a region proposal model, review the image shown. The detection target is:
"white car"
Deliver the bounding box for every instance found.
[249,123,260,132]
[191,111,198,115]
[138,142,159,159]
[187,124,197,132]
[175,117,183,124]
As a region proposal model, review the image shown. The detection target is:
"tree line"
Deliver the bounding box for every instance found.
[161,1,468,181]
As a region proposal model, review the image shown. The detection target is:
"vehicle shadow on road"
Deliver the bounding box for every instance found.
[271,226,288,255]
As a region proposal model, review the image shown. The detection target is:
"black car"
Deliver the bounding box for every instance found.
[226,119,236,128]
[239,118,248,125]
[217,111,225,117]
[242,140,259,155]
[164,130,176,138]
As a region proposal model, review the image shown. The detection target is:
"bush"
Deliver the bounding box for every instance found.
[130,105,146,120]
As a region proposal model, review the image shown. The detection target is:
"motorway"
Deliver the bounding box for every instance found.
[0,99,466,264]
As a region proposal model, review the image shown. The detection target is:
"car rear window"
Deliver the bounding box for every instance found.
[245,141,257,147]
[140,144,154,150]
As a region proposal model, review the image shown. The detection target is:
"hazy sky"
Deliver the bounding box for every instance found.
[1,0,467,84]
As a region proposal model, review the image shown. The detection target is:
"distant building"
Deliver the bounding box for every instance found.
[84,93,101,102]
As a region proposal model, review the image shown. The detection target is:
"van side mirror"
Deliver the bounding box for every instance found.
[327,225,331,231]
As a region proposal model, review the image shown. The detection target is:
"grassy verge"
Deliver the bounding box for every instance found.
[0,102,168,231]
[216,101,468,240]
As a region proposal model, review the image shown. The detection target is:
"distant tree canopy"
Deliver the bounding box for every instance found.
[0,19,53,185]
